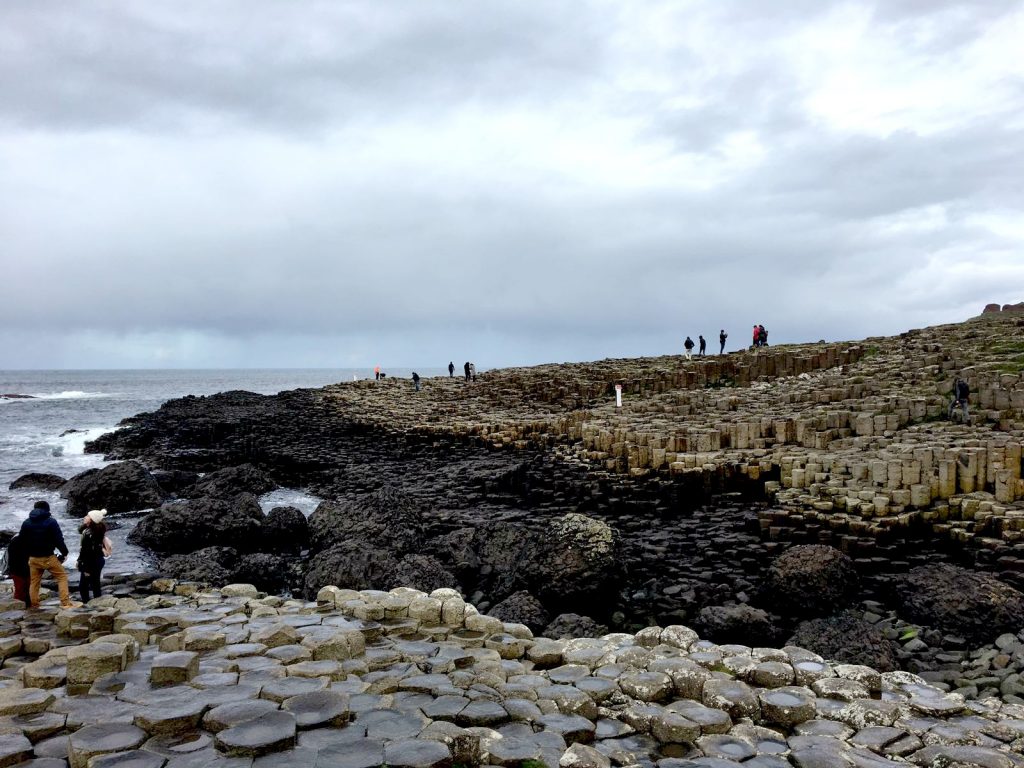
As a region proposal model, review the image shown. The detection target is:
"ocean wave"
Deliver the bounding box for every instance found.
[56,427,114,456]
[30,391,115,400]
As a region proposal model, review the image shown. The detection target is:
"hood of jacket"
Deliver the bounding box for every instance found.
[29,507,51,522]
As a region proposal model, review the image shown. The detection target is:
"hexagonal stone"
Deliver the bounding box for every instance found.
[68,723,147,768]
[383,738,452,768]
[204,700,281,733]
[697,733,757,762]
[0,733,32,767]
[535,685,598,720]
[751,661,795,689]
[537,713,596,745]
[0,688,54,717]
[141,731,214,759]
[559,742,610,768]
[356,709,428,740]
[133,700,207,736]
[421,695,469,721]
[259,676,329,703]
[758,688,817,728]
[574,677,616,703]
[487,735,543,766]
[618,671,674,703]
[149,652,199,685]
[0,711,67,742]
[455,700,508,727]
[281,691,349,729]
[215,710,297,758]
[650,711,700,744]
[316,737,386,768]
[285,660,343,680]
[701,679,760,721]
[89,750,168,767]
[66,643,126,688]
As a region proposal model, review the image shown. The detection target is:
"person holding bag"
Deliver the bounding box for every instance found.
[78,509,112,603]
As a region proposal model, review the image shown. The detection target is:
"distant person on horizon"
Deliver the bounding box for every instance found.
[463,362,470,381]
[469,363,477,382]
[759,325,768,346]
[949,376,970,423]
[448,362,454,378]
[78,509,111,603]
[684,336,694,360]
[698,335,706,357]
[719,329,728,354]
[412,372,421,392]
[374,365,380,381]
[752,325,760,348]
[19,500,76,609]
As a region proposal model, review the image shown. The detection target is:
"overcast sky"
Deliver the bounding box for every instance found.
[1,1,1022,369]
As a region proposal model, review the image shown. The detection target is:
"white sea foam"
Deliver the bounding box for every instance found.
[30,391,114,400]
[57,426,114,456]
[259,488,323,518]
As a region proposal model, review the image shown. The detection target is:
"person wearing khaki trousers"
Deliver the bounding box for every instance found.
[19,500,75,609]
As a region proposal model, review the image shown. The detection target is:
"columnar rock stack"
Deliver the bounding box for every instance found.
[1,582,1023,767]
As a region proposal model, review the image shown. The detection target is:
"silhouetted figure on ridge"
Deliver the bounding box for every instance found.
[719,329,727,354]
[698,335,706,357]
[448,362,454,378]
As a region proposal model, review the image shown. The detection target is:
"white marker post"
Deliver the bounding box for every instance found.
[615,383,622,408]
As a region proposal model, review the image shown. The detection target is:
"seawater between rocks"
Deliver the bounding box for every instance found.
[0,368,434,574]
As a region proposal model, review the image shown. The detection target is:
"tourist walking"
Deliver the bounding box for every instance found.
[4,533,30,605]
[684,336,695,360]
[759,325,768,346]
[448,362,454,378]
[19,500,75,609]
[752,325,760,348]
[463,362,470,381]
[698,335,706,357]
[719,329,728,354]
[412,372,421,392]
[949,376,970,423]
[469,363,476,382]
[78,509,111,603]
[374,365,380,381]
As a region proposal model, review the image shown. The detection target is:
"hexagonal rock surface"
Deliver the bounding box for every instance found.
[0,688,54,717]
[383,738,452,768]
[203,700,281,733]
[88,750,168,768]
[281,691,350,729]
[68,723,147,768]
[149,651,199,685]
[214,710,297,757]
[0,733,33,768]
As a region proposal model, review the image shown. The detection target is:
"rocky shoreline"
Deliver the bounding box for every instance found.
[0,577,1022,767]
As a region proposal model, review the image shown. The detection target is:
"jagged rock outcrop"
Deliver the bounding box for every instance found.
[788,610,899,672]
[893,564,1024,645]
[128,494,265,554]
[762,545,859,618]
[61,461,166,516]
[189,463,277,499]
[233,553,291,593]
[150,469,200,496]
[159,546,238,586]
[8,472,66,492]
[488,591,550,633]
[694,604,781,647]
[307,486,423,553]
[303,541,456,597]
[262,506,309,553]
[542,613,608,639]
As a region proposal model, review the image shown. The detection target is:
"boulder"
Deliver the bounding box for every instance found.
[307,486,423,553]
[695,604,781,646]
[542,614,608,640]
[893,563,1024,644]
[159,547,238,586]
[233,553,290,593]
[127,494,264,553]
[303,542,456,597]
[8,473,66,492]
[788,610,898,672]
[262,506,309,553]
[61,462,166,517]
[982,303,1002,314]
[488,591,550,633]
[762,545,858,618]
[150,470,201,497]
[188,464,276,499]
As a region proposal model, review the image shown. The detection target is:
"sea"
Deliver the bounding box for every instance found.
[0,368,435,575]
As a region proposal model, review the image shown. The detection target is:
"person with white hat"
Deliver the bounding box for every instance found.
[77,509,111,603]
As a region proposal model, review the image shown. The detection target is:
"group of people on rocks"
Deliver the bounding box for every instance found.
[683,329,731,359]
[752,324,769,347]
[4,501,112,608]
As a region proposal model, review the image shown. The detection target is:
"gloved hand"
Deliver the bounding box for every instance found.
[57,554,65,564]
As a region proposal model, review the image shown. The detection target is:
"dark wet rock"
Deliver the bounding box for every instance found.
[788,610,898,672]
[543,614,609,640]
[150,470,200,497]
[894,563,1024,645]
[303,542,456,597]
[190,464,277,499]
[694,604,781,646]
[159,547,238,586]
[762,545,858,618]
[281,691,349,729]
[316,738,386,768]
[89,750,168,767]
[488,590,550,632]
[203,700,280,733]
[308,486,424,553]
[234,553,290,594]
[68,722,148,768]
[128,494,264,553]
[263,506,309,553]
[62,461,166,517]
[8,473,66,492]
[383,738,452,768]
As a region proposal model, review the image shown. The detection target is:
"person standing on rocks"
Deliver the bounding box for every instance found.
[77,509,111,603]
[698,335,706,357]
[374,365,380,381]
[684,336,695,360]
[719,329,728,354]
[448,361,454,378]
[412,372,421,392]
[949,375,970,422]
[469,363,476,382]
[759,325,768,346]
[19,500,75,609]
[4,533,30,604]
[463,361,470,381]
[752,325,761,348]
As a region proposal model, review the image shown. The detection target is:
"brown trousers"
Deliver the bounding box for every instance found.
[28,555,72,608]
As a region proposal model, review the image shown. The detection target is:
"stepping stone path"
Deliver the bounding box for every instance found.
[0,580,1021,766]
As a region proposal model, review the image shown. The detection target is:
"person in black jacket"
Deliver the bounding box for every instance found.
[949,376,970,422]
[5,533,30,604]
[78,509,109,603]
[448,361,454,378]
[19,500,75,609]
